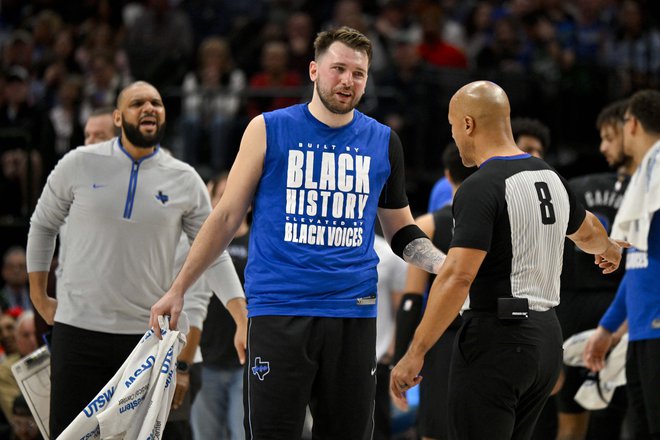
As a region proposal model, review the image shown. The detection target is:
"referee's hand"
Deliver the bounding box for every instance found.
[390,351,423,411]
[595,239,630,274]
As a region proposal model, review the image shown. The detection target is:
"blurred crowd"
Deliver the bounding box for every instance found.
[0,0,659,218]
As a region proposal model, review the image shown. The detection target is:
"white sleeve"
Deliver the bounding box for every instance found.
[26,151,78,272]
[175,235,213,329]
[204,251,245,305]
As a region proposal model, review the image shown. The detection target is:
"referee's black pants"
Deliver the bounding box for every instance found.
[448,309,563,440]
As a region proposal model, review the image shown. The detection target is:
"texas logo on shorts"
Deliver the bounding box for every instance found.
[252,357,270,380]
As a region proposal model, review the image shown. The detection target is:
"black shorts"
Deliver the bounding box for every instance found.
[244,316,376,440]
[627,338,660,437]
[418,316,461,439]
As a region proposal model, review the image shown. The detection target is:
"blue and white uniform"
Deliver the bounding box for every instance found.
[244,104,409,440]
[246,104,407,318]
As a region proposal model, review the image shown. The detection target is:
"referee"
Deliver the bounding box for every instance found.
[391,81,627,440]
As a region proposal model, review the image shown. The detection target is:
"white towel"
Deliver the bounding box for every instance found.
[57,315,188,440]
[574,333,628,410]
[611,140,660,251]
[562,329,628,410]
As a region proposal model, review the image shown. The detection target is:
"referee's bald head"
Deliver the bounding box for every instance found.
[448,81,516,167]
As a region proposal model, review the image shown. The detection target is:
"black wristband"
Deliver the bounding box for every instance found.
[394,293,424,363]
[391,224,428,259]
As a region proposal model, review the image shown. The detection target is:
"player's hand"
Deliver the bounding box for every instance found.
[595,239,630,274]
[583,326,613,372]
[234,320,247,365]
[33,296,58,325]
[226,297,248,365]
[389,351,423,411]
[149,290,184,339]
[171,370,190,410]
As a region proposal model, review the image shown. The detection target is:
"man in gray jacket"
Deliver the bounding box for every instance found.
[26,81,247,438]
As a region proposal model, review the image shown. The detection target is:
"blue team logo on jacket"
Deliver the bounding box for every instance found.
[251,357,270,380]
[155,191,169,204]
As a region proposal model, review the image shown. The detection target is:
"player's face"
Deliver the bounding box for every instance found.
[84,114,116,145]
[312,42,368,114]
[599,123,625,168]
[117,84,166,148]
[516,135,544,159]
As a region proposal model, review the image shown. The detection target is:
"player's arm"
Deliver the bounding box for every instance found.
[378,207,445,274]
[150,116,265,332]
[377,131,445,274]
[394,213,434,363]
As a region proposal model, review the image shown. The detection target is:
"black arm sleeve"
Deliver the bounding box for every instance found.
[393,293,423,363]
[378,130,409,209]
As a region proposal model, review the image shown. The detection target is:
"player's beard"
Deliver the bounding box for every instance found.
[610,152,632,171]
[316,80,362,115]
[122,117,166,148]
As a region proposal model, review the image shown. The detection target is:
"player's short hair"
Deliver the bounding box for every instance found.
[628,89,660,135]
[511,117,551,153]
[313,26,372,65]
[596,99,628,130]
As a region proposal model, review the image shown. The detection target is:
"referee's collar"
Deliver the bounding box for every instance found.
[480,153,531,167]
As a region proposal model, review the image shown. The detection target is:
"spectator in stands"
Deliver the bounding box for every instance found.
[0,311,37,422]
[285,12,317,80]
[246,40,302,119]
[416,3,467,69]
[30,10,62,75]
[124,0,194,91]
[476,16,527,73]
[328,0,392,78]
[2,31,33,72]
[0,314,17,357]
[49,75,84,159]
[464,2,495,68]
[377,30,444,178]
[0,66,48,213]
[603,0,660,97]
[0,247,30,314]
[79,50,125,127]
[10,395,40,440]
[179,37,246,172]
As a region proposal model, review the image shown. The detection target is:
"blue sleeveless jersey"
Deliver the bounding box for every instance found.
[245,104,392,318]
